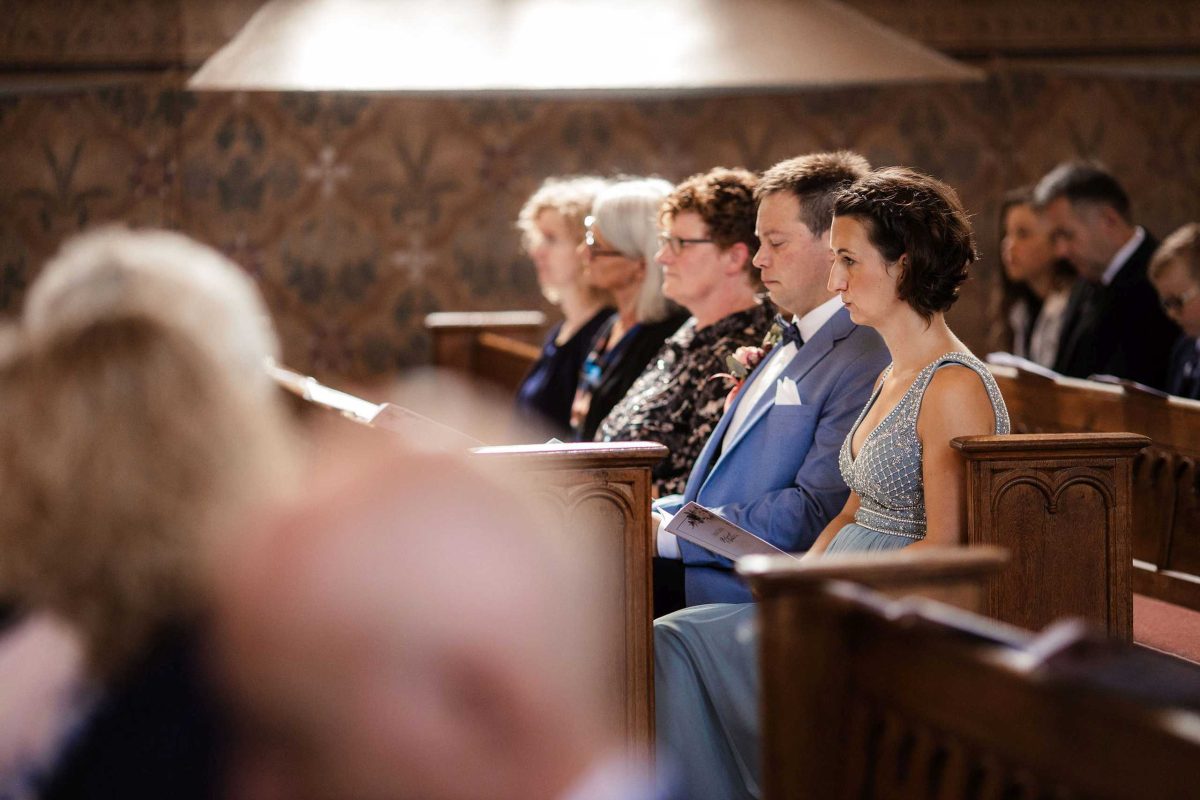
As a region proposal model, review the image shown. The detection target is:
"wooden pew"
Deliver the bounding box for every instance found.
[992,365,1200,614]
[418,319,1164,638]
[954,432,1149,641]
[742,553,1200,800]
[269,364,665,758]
[425,311,545,394]
[418,318,1161,636]
[473,441,665,760]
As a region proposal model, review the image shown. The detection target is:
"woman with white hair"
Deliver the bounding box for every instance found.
[569,177,688,441]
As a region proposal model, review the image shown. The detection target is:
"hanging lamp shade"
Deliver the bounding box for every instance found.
[188,0,982,92]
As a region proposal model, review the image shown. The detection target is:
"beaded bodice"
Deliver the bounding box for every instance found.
[838,352,1011,539]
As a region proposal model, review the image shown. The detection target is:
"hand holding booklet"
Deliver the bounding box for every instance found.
[664,502,800,562]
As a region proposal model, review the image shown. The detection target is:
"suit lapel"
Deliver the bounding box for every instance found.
[706,308,854,475]
[681,337,782,499]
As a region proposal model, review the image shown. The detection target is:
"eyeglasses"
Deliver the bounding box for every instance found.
[583,219,628,260]
[657,232,715,256]
[1161,285,1200,314]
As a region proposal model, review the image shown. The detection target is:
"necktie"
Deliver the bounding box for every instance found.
[774,314,804,348]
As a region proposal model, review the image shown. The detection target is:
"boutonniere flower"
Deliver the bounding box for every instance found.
[712,322,784,412]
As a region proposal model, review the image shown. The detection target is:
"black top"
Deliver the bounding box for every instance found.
[573,309,690,442]
[1052,234,1181,391]
[514,307,613,436]
[42,624,227,800]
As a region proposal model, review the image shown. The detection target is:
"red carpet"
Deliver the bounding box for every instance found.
[1134,594,1200,664]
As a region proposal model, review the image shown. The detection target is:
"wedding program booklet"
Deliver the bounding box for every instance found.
[664,502,800,562]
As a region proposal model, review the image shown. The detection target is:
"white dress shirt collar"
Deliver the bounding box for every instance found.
[1101,226,1145,286]
[796,295,845,342]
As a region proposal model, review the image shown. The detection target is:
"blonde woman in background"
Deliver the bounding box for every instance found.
[514,176,614,435]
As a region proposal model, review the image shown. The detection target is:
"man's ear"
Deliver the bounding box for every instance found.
[1096,204,1128,233]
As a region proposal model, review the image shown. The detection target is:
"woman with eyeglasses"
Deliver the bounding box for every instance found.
[513,176,614,435]
[595,167,774,497]
[569,177,688,441]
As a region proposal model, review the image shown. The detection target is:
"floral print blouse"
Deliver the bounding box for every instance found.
[595,301,775,496]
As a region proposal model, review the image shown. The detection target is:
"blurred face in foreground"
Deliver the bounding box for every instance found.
[216,433,615,800]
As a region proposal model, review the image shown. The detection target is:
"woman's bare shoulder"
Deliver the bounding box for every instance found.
[920,364,996,436]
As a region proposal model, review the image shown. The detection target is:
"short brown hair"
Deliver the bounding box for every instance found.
[1032,160,1132,223]
[833,167,978,321]
[661,167,758,250]
[1150,222,1200,282]
[661,167,759,283]
[756,151,871,235]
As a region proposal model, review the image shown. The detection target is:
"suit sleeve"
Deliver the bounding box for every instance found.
[653,494,685,517]
[677,345,882,565]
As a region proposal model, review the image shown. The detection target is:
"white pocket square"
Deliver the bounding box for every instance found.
[774,377,802,406]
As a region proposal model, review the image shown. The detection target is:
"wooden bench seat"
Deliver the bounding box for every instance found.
[953,432,1149,641]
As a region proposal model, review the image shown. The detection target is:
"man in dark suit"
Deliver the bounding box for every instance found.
[1033,161,1180,390]
[652,152,890,607]
[1149,223,1200,400]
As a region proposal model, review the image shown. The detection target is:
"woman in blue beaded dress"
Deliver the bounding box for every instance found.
[654,167,1011,800]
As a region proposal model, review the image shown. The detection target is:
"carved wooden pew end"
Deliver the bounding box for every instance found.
[474,441,667,759]
[954,432,1149,641]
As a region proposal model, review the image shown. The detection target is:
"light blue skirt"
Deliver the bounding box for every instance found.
[825,521,917,554]
[654,522,914,800]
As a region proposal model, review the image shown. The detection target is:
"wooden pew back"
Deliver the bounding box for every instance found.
[744,553,1200,800]
[425,311,545,394]
[992,366,1200,612]
[459,441,666,760]
[741,547,1009,800]
[953,432,1149,640]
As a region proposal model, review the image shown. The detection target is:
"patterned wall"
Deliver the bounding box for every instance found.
[844,0,1200,55]
[2,70,1199,383]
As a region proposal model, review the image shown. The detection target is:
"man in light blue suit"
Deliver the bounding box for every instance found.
[653,152,890,607]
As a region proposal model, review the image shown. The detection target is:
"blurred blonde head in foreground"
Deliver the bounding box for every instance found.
[23,225,280,398]
[0,228,296,680]
[214,428,623,800]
